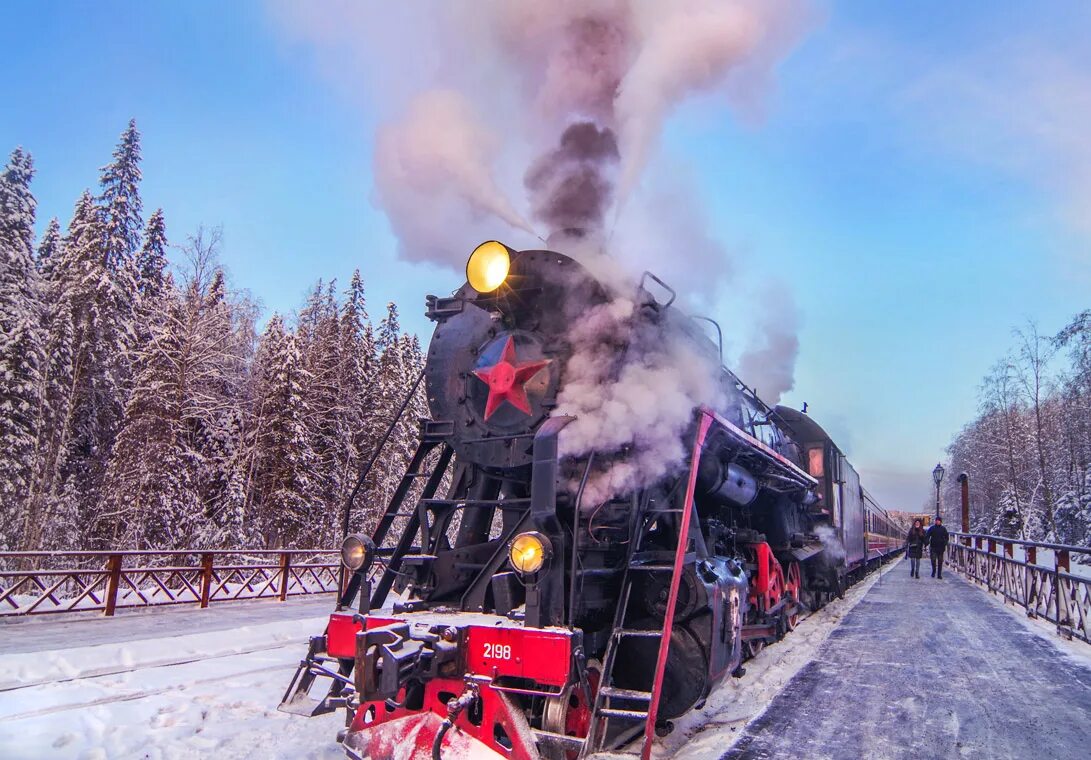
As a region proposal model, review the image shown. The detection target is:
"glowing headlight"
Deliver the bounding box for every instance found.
[466,241,511,293]
[509,532,551,575]
[340,534,373,572]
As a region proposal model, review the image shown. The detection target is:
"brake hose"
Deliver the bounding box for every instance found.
[432,684,479,760]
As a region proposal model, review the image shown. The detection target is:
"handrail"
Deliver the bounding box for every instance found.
[946,532,1090,645]
[1,549,334,557]
[950,532,1091,556]
[0,548,344,617]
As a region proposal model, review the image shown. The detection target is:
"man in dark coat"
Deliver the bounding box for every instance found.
[926,517,950,578]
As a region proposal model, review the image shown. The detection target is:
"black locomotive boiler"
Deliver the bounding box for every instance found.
[280,241,903,760]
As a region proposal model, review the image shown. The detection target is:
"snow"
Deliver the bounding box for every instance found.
[1013,545,1091,581]
[0,601,345,760]
[0,562,996,760]
[962,565,1091,670]
[648,561,894,759]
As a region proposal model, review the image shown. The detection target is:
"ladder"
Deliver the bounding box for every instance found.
[580,415,712,760]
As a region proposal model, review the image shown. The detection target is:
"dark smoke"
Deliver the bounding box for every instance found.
[524,122,620,236]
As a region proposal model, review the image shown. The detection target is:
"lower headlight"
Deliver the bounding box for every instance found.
[509,532,551,575]
[341,534,374,572]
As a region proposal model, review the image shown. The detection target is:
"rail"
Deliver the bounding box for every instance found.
[947,532,1091,644]
[0,548,342,617]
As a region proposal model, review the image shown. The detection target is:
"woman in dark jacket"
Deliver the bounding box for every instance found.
[906,520,926,578]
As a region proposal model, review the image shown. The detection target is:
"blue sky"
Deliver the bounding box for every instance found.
[4,1,1089,512]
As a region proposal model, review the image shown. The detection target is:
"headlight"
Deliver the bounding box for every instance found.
[509,532,551,575]
[341,534,374,572]
[466,240,511,293]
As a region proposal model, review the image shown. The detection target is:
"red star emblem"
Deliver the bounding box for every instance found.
[472,336,550,420]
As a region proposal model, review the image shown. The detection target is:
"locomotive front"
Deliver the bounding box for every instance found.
[279,241,815,760]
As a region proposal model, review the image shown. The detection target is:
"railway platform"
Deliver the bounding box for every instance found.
[720,562,1091,760]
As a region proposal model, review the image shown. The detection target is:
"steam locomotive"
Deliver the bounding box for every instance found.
[280,241,903,760]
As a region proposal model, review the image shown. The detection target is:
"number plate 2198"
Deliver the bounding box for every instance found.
[482,642,512,660]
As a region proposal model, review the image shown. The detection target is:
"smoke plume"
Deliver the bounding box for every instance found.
[271,0,812,502]
[525,122,620,237]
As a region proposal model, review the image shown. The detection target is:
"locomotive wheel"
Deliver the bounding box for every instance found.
[785,561,802,631]
[743,639,765,660]
[542,660,600,760]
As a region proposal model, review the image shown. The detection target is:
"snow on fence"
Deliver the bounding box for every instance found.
[948,532,1091,644]
[0,549,345,616]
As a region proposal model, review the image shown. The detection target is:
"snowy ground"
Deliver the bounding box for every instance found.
[0,598,345,760]
[719,563,1091,760]
[651,561,892,759]
[0,563,975,760]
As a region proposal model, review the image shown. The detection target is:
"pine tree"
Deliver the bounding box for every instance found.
[38,190,133,547]
[99,289,201,549]
[361,303,417,528]
[337,271,377,529]
[0,147,44,549]
[98,120,143,269]
[297,280,346,544]
[35,217,62,280]
[249,314,317,547]
[136,209,168,301]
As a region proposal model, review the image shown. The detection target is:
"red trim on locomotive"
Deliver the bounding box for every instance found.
[330,612,580,758]
[344,677,538,760]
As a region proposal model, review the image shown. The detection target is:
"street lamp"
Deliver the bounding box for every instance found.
[932,463,945,522]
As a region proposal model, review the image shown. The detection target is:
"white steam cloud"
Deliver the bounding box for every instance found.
[555,297,728,506]
[737,285,800,405]
[373,89,535,268]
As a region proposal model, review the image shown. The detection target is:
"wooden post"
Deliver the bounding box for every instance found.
[279,552,291,601]
[199,553,214,608]
[104,554,123,617]
[957,473,970,533]
[1055,550,1069,628]
[1026,546,1037,565]
[1056,549,1070,574]
[1004,542,1013,558]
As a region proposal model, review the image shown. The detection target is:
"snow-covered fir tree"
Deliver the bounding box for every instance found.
[34,217,62,280]
[136,209,167,301]
[0,148,44,549]
[248,313,317,547]
[98,119,143,269]
[4,122,448,552]
[297,280,347,544]
[99,284,201,549]
[337,271,378,532]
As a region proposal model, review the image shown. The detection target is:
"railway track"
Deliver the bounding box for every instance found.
[0,641,298,722]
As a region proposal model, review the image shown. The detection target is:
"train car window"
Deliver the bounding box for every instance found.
[807,447,824,477]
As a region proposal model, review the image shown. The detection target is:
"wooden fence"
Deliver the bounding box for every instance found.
[948,533,1091,644]
[0,549,342,616]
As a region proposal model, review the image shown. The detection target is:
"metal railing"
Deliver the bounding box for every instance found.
[947,532,1091,644]
[0,549,342,617]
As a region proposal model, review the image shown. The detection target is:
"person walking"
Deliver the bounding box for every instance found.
[926,516,950,579]
[906,519,926,579]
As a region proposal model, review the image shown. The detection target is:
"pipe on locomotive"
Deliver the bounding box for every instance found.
[696,454,759,507]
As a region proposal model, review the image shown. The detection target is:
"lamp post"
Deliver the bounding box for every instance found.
[932,463,945,522]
